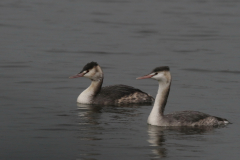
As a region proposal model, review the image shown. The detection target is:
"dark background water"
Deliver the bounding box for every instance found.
[1,0,240,159]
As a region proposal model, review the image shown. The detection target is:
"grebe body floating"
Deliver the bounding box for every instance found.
[70,62,154,105]
[137,66,230,127]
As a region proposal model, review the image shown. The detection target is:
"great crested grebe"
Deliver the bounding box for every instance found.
[69,62,154,105]
[137,66,230,126]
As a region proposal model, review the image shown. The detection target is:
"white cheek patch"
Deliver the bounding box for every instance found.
[84,69,95,78]
[153,72,164,79]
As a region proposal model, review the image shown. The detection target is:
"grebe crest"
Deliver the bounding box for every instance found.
[137,66,230,127]
[69,62,154,105]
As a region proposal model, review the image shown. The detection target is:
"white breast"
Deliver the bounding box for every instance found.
[77,89,93,104]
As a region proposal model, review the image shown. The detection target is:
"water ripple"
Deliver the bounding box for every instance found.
[182,68,240,74]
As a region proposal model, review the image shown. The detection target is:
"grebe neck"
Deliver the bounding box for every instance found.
[77,77,103,104]
[88,78,103,95]
[148,80,171,124]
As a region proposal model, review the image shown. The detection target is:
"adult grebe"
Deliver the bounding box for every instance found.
[69,62,154,105]
[137,66,230,126]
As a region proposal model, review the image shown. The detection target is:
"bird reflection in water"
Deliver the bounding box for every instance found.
[147,125,225,158]
[148,125,167,158]
[77,103,147,125]
[76,103,146,143]
[77,103,103,125]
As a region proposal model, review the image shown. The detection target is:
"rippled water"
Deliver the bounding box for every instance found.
[1,0,240,159]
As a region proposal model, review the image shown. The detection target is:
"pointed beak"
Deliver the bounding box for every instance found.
[136,74,154,80]
[69,72,85,79]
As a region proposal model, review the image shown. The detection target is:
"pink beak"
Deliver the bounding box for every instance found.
[69,72,85,79]
[136,74,154,80]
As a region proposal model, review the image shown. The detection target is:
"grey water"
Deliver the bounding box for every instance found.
[1,0,240,159]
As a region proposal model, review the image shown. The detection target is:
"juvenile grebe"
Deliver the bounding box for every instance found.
[69,62,154,105]
[137,66,229,126]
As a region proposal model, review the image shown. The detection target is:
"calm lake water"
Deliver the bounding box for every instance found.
[1,0,240,159]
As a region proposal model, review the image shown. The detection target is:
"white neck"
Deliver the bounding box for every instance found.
[77,78,103,104]
[147,80,171,125]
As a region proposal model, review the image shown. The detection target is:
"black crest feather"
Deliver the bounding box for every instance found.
[80,62,98,73]
[152,66,170,73]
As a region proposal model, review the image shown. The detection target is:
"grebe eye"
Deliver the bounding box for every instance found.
[82,70,89,74]
[154,72,158,75]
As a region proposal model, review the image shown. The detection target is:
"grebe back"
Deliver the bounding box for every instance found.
[137,66,229,127]
[69,62,154,105]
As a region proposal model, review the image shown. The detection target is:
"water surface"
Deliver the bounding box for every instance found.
[1,0,240,159]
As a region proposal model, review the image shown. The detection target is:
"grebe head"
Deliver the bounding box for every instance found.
[137,66,171,83]
[69,62,103,81]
